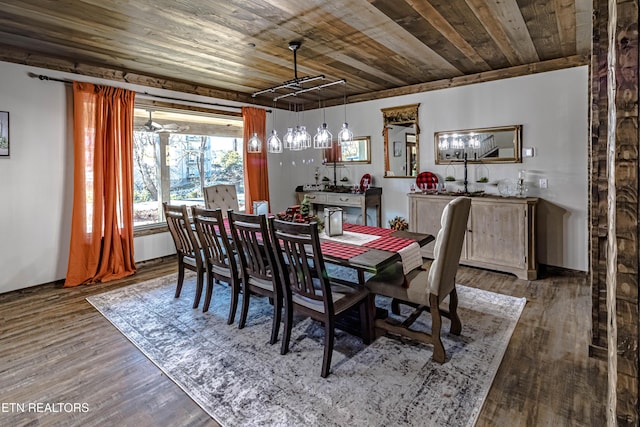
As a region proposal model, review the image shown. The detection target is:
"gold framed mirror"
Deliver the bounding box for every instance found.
[323,135,371,164]
[434,125,522,164]
[382,103,420,178]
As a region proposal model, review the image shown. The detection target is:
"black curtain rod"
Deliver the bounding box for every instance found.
[31,73,271,113]
[30,73,72,84]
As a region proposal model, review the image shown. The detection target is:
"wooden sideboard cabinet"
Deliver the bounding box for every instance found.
[296,187,382,227]
[409,193,538,280]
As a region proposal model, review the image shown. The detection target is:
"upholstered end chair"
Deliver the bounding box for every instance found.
[203,184,239,216]
[366,196,471,363]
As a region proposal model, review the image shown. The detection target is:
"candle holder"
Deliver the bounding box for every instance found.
[516,170,527,198]
[324,207,344,236]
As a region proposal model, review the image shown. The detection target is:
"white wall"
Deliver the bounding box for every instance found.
[268,66,589,272]
[0,61,246,293]
[0,63,72,293]
[0,61,588,294]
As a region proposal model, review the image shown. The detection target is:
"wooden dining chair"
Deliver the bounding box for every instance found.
[162,202,205,309]
[191,206,240,323]
[269,218,373,378]
[227,211,282,345]
[365,196,471,363]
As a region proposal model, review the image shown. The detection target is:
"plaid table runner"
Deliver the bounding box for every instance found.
[363,235,416,252]
[343,223,395,236]
[320,241,369,260]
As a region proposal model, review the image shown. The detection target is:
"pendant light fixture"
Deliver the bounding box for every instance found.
[283,127,295,149]
[313,101,332,149]
[247,132,262,153]
[337,83,353,145]
[289,104,305,151]
[251,40,352,153]
[266,130,283,153]
[296,126,312,149]
[313,123,332,149]
[266,102,283,153]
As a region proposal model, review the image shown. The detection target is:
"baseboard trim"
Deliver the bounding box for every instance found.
[136,254,177,268]
[0,255,178,298]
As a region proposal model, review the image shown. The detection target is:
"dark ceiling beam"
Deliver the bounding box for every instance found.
[0,44,272,108]
[0,44,588,112]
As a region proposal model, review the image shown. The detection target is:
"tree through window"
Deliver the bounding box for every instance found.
[132,103,244,227]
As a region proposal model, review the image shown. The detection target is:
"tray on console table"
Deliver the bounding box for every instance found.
[408,193,538,280]
[296,186,382,227]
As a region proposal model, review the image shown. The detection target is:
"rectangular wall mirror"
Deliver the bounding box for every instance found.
[434,125,522,164]
[323,135,371,164]
[382,103,420,177]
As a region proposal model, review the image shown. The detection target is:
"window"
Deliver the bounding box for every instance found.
[132,104,244,228]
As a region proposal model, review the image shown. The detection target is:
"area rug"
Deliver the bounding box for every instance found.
[87,272,525,427]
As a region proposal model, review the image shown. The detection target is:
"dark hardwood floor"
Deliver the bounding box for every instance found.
[0,260,606,426]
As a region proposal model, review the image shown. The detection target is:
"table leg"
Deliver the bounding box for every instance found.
[357,269,376,342]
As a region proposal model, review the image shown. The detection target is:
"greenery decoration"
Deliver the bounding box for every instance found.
[388,216,409,231]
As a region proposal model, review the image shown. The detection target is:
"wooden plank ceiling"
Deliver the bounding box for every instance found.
[0,0,591,108]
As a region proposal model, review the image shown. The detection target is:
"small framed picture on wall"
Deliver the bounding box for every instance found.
[0,111,9,157]
[393,141,402,157]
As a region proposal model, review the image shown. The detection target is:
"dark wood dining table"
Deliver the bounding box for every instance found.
[320,225,433,281]
[318,223,435,341]
[206,216,434,341]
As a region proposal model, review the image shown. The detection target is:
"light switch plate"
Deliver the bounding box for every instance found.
[539,178,548,189]
[523,147,534,157]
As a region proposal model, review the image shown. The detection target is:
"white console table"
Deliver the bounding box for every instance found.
[296,187,382,227]
[409,193,538,280]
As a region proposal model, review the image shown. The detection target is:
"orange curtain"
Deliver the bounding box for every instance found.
[64,82,136,287]
[242,107,268,213]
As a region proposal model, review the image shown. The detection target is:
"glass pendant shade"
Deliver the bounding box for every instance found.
[292,126,311,150]
[290,126,304,151]
[337,122,353,145]
[267,130,283,153]
[247,132,262,153]
[313,123,332,149]
[301,126,312,149]
[283,127,295,149]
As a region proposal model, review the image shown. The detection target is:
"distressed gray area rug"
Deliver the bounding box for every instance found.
[87,273,525,427]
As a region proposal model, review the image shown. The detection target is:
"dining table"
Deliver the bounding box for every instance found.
[204,215,434,342]
[317,223,434,341]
